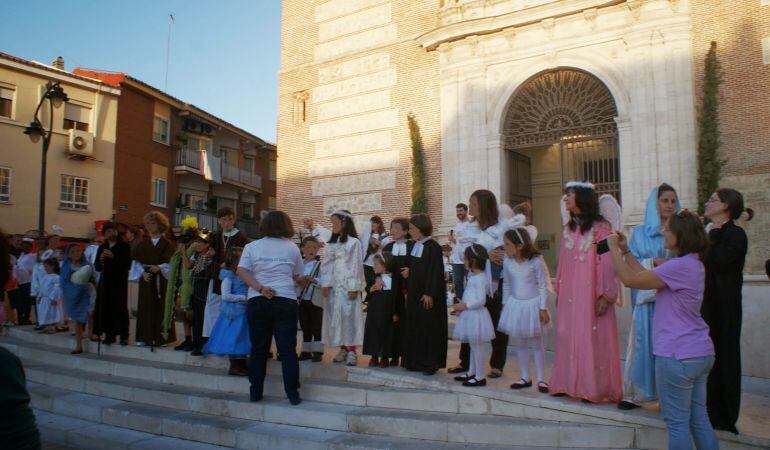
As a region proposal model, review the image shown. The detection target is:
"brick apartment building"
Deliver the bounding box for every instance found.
[74,69,277,235]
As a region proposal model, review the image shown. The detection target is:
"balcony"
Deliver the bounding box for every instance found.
[222,163,262,190]
[175,146,202,173]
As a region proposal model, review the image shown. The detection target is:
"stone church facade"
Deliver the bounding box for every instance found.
[277,0,769,275]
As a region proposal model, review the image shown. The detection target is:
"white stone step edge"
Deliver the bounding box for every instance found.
[35,408,233,450]
[4,336,631,428]
[29,383,638,450]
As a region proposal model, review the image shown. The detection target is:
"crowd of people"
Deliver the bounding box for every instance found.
[0,183,761,450]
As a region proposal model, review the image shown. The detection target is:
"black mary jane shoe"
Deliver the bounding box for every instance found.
[288,396,302,406]
[509,378,533,390]
[462,377,487,387]
[453,374,475,382]
[447,366,468,374]
[617,400,640,410]
[537,381,550,394]
[422,369,438,376]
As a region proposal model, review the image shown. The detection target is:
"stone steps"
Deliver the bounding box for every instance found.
[30,383,626,450]
[5,326,769,450]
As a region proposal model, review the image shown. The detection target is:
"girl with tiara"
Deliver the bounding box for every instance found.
[452,244,496,386]
[320,209,365,367]
[498,228,551,393]
[204,247,251,376]
[550,181,622,404]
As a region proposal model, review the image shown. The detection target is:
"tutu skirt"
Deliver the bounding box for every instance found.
[203,301,250,357]
[498,295,543,338]
[453,307,495,344]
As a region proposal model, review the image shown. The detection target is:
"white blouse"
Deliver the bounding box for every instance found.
[502,256,548,308]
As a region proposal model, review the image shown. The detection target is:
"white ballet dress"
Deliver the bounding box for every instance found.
[498,256,548,338]
[452,272,496,344]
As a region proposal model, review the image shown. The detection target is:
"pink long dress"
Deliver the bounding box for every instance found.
[550,220,623,403]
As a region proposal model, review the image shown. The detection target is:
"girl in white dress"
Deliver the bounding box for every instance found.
[320,209,365,366]
[498,228,551,393]
[452,244,496,387]
[37,257,64,332]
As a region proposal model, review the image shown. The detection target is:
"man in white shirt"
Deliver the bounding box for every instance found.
[303,218,332,244]
[448,203,472,301]
[13,240,36,325]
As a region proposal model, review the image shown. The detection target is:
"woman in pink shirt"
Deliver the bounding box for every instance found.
[607,210,717,450]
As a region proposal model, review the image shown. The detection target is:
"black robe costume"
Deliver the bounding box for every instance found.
[363,277,398,359]
[92,239,131,341]
[132,236,175,345]
[401,238,447,372]
[702,220,748,433]
[374,240,413,361]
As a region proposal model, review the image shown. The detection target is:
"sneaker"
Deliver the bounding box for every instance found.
[333,348,348,363]
[346,351,357,366]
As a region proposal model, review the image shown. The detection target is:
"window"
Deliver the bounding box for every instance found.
[0,167,11,202]
[60,175,89,210]
[268,160,277,181]
[0,86,14,119]
[293,91,308,125]
[241,202,254,219]
[63,103,90,132]
[151,177,167,207]
[181,192,206,210]
[153,115,169,144]
[268,196,277,210]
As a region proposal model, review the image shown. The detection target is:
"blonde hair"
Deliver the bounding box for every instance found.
[143,211,170,233]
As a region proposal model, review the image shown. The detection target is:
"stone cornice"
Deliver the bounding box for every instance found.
[419,0,627,51]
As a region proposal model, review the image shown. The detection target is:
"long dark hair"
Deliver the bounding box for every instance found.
[330,210,358,243]
[716,188,754,222]
[370,216,385,235]
[504,228,540,260]
[657,183,677,199]
[471,189,499,230]
[566,187,604,234]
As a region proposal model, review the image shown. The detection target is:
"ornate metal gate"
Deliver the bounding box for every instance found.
[503,69,620,201]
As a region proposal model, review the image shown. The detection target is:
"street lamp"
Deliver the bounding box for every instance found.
[24,81,68,241]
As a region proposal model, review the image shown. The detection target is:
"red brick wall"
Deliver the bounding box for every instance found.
[112,85,178,227]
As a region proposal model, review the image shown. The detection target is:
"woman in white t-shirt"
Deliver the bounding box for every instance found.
[237,210,304,406]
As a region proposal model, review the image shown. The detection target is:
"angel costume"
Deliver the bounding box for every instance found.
[550,183,623,403]
[320,236,364,348]
[622,187,678,403]
[37,273,63,326]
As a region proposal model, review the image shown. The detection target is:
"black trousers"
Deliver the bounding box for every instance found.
[11,284,32,325]
[458,290,508,371]
[191,295,207,349]
[247,297,300,401]
[298,300,322,343]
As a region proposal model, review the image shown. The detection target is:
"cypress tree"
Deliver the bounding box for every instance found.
[696,41,725,215]
[408,113,428,214]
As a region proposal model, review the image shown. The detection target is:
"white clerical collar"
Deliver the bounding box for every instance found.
[380,273,392,290]
[151,237,161,246]
[223,229,239,238]
[391,240,407,256]
[411,237,430,258]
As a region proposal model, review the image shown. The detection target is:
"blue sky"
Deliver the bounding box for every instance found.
[1,0,282,142]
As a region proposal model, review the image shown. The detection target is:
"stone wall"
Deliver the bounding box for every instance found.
[278,0,442,232]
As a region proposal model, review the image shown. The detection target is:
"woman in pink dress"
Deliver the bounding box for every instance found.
[550,181,622,403]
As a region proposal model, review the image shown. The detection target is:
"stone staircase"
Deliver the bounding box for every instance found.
[3,327,767,450]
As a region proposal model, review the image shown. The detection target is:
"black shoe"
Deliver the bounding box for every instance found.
[190,348,203,357]
[298,352,312,361]
[174,338,192,351]
[510,379,532,390]
[617,400,640,410]
[289,396,302,405]
[454,374,474,382]
[447,366,468,374]
[312,352,323,362]
[463,377,486,387]
[103,340,115,346]
[33,325,45,331]
[422,369,437,376]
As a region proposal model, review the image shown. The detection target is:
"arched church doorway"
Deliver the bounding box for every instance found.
[502,68,619,271]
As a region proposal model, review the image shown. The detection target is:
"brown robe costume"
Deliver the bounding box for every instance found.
[132,236,175,345]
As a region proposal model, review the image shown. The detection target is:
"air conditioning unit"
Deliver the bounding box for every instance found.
[68,129,94,157]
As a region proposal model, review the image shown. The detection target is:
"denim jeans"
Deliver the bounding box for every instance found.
[655,355,719,450]
[451,264,467,301]
[247,297,300,402]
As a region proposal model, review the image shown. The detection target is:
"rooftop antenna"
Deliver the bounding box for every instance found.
[164,13,175,92]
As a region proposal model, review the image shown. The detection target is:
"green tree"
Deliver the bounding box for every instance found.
[696,41,725,215]
[408,113,428,214]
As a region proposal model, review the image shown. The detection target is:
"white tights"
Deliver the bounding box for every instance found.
[516,336,545,382]
[468,342,490,380]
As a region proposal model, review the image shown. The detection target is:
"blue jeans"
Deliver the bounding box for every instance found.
[655,356,719,450]
[247,297,300,402]
[452,264,467,301]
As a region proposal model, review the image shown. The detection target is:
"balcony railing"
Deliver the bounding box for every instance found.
[239,169,262,189]
[174,209,260,239]
[176,147,202,171]
[222,163,240,181]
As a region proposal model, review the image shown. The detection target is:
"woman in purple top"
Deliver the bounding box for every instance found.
[607,210,717,450]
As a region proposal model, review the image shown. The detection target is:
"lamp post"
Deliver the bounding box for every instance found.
[24,81,68,242]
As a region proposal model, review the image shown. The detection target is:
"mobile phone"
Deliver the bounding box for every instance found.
[596,239,610,255]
